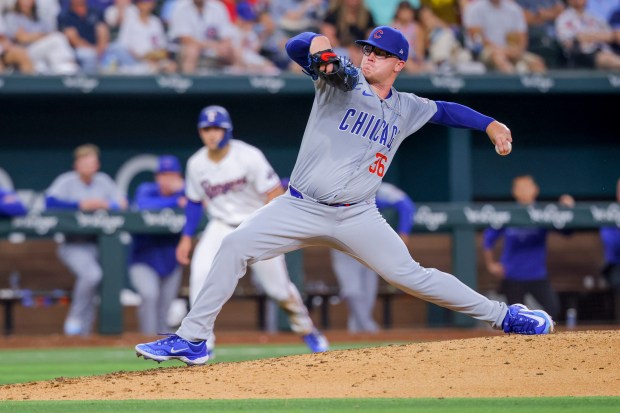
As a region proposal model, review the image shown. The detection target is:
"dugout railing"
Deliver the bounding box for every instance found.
[0,202,618,334]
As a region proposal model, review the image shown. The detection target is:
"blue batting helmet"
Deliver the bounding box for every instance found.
[197,105,233,148]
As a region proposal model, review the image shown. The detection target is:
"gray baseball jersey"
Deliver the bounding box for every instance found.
[47,171,124,205]
[177,76,507,343]
[290,76,437,204]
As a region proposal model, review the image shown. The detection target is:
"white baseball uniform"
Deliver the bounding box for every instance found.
[185,140,315,336]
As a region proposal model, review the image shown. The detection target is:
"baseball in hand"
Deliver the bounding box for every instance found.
[495,141,512,156]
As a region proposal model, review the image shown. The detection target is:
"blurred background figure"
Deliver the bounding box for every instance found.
[611,3,620,55]
[483,175,574,320]
[365,0,419,26]
[116,0,176,74]
[58,0,111,73]
[4,0,79,74]
[556,0,620,70]
[254,3,291,70]
[515,0,564,49]
[0,12,34,74]
[420,0,470,29]
[320,0,375,64]
[45,144,128,336]
[270,0,327,37]
[129,155,186,335]
[167,0,237,74]
[232,1,279,74]
[391,1,427,73]
[585,0,619,23]
[600,177,620,322]
[417,5,483,73]
[330,182,416,333]
[463,0,547,74]
[103,0,137,37]
[0,185,27,216]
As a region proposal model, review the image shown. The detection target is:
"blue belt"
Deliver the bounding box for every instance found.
[289,185,357,207]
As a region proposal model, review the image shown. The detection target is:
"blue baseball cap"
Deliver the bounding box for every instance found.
[355,26,409,62]
[237,1,257,21]
[157,155,181,173]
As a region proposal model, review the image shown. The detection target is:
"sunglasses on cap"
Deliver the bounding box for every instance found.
[362,44,397,59]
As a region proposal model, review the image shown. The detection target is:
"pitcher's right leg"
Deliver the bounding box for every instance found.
[177,195,329,343]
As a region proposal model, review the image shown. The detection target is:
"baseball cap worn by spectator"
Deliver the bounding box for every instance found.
[355,26,409,62]
[157,155,181,174]
[237,1,257,21]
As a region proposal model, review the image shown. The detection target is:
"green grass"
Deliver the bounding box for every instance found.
[0,398,618,413]
[0,343,387,384]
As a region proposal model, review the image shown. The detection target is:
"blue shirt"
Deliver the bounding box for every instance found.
[130,182,184,277]
[483,227,549,281]
[586,0,620,23]
[0,188,27,217]
[58,8,103,45]
[600,226,620,265]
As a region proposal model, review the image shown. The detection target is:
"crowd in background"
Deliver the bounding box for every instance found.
[1,0,620,75]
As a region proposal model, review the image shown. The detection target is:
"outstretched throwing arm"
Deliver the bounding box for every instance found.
[429,101,513,155]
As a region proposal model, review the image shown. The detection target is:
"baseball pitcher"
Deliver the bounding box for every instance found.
[136,27,554,365]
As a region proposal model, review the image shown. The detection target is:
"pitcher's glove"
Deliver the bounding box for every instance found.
[308,49,359,92]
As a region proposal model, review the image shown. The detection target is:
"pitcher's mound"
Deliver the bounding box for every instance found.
[2,330,619,400]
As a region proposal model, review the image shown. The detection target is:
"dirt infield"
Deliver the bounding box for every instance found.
[1,330,618,400]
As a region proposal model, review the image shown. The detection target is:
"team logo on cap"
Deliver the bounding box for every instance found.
[374,29,383,39]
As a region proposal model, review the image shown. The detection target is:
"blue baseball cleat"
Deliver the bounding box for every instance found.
[303,329,329,353]
[135,334,210,365]
[502,304,555,335]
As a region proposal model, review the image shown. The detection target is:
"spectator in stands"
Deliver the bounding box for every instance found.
[463,0,546,74]
[4,0,79,74]
[0,187,27,216]
[88,0,114,13]
[45,144,127,336]
[515,0,564,48]
[0,39,33,74]
[417,5,483,73]
[391,1,427,73]
[365,0,419,27]
[58,0,111,73]
[270,0,327,36]
[130,155,185,335]
[321,0,375,65]
[586,0,620,23]
[610,3,620,54]
[103,0,137,38]
[330,182,415,333]
[483,175,574,320]
[600,177,620,321]
[0,12,34,73]
[420,0,470,28]
[116,0,176,73]
[556,0,620,70]
[232,1,279,74]
[167,0,237,73]
[255,5,291,69]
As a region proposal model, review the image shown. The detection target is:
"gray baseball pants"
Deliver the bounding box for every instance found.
[129,263,183,335]
[331,249,379,333]
[57,242,102,335]
[177,189,508,341]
